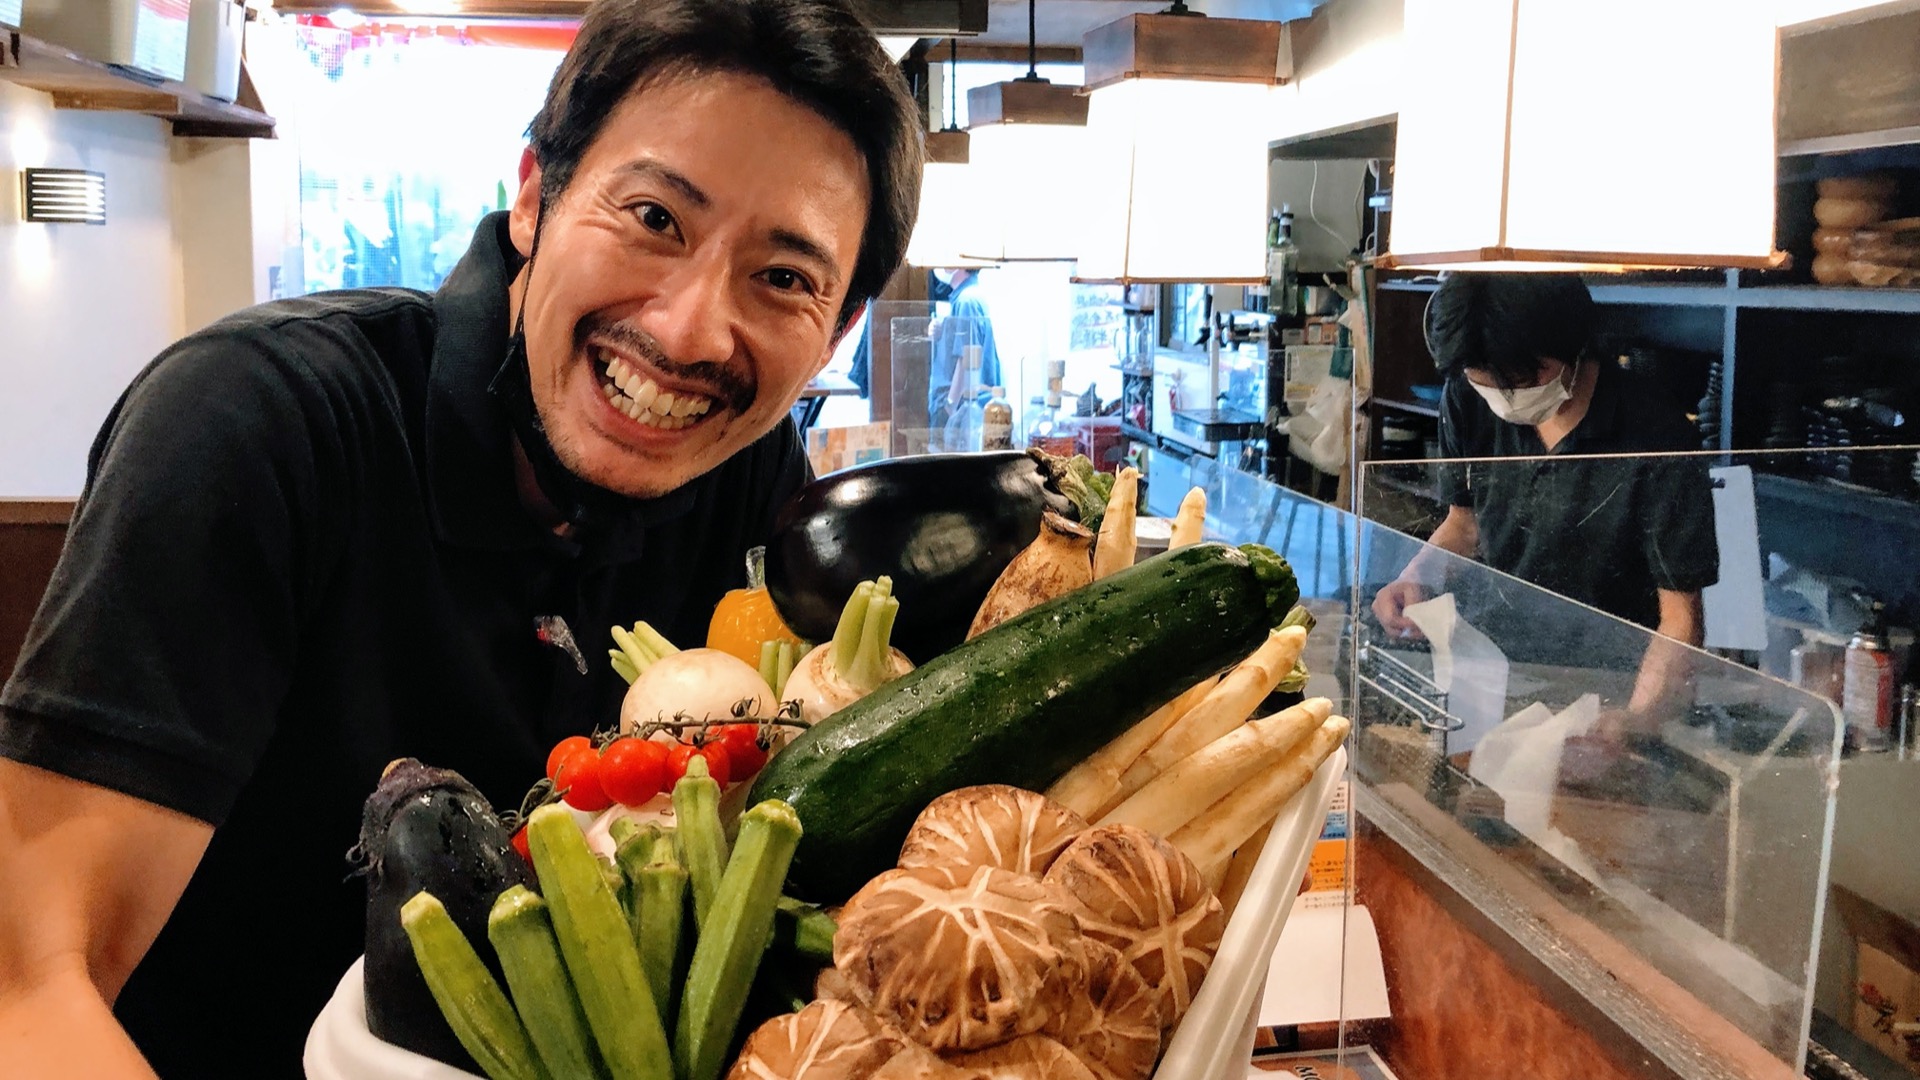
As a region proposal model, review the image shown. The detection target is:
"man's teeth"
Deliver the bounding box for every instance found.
[598,352,713,429]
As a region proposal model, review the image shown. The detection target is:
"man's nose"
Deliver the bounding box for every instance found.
[641,253,738,367]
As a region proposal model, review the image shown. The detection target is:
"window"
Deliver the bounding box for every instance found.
[283,20,567,294]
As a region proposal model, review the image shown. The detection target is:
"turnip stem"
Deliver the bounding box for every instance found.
[759,641,779,691]
[829,583,874,675]
[633,622,679,663]
[773,642,796,699]
[611,652,640,686]
[849,595,900,693]
[612,625,653,674]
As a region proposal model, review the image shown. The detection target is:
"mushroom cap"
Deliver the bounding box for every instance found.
[1043,824,1225,1031]
[727,1001,986,1080]
[947,1034,1099,1080]
[835,864,1087,1052]
[1041,940,1162,1080]
[725,1000,907,1080]
[898,785,1088,879]
[813,964,867,1005]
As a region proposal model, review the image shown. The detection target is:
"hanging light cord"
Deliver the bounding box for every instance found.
[945,37,960,131]
[1016,0,1046,82]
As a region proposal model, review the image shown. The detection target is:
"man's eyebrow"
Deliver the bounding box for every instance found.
[770,227,839,277]
[613,160,711,210]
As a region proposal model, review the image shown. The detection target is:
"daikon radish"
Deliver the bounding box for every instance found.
[1169,487,1207,548]
[1170,715,1352,878]
[1114,628,1310,801]
[1044,676,1220,820]
[1091,466,1140,579]
[1099,700,1326,838]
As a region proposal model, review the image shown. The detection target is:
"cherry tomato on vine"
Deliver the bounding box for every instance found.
[546,735,592,781]
[599,738,670,807]
[510,826,532,865]
[554,747,611,812]
[667,741,732,787]
[716,724,769,778]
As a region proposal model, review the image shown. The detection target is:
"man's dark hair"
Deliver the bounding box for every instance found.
[1425,272,1597,388]
[528,0,922,329]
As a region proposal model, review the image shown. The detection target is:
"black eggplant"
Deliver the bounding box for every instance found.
[352,758,534,1070]
[765,450,1080,664]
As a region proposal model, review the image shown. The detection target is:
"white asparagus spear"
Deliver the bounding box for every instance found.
[1114,628,1311,802]
[1170,715,1352,879]
[1099,700,1328,838]
[1091,466,1140,579]
[1044,676,1221,820]
[1169,487,1207,548]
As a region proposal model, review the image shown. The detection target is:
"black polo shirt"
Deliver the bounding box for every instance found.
[1439,359,1719,632]
[0,214,807,1077]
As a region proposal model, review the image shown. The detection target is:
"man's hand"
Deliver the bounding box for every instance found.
[0,757,211,1078]
[1372,580,1430,640]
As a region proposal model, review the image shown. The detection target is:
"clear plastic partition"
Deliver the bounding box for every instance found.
[1353,446,1911,1073]
[888,314,991,458]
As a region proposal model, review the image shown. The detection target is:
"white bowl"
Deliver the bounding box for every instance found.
[305,751,1346,1080]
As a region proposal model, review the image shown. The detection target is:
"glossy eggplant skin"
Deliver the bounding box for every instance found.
[765,451,1076,664]
[356,760,534,1071]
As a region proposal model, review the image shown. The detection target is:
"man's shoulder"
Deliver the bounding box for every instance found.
[142,288,441,410]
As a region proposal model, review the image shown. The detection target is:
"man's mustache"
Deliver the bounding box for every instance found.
[577,316,756,414]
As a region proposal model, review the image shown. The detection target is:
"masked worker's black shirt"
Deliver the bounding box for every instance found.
[0,213,808,1077]
[1439,359,1719,637]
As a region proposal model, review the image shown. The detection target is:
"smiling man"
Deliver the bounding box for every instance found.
[0,2,920,1076]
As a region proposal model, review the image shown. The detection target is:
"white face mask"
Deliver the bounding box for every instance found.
[1469,361,1576,426]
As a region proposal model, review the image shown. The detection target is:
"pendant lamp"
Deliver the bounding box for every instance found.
[906,39,997,268]
[957,0,1088,263]
[1074,3,1285,284]
[1383,0,1785,272]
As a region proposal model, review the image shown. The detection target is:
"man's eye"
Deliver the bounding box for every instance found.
[763,268,814,294]
[635,202,678,236]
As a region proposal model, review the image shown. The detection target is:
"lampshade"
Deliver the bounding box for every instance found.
[959,80,1089,263]
[1073,12,1284,284]
[1385,0,1784,272]
[905,130,997,269]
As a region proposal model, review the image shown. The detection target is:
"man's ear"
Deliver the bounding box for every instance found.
[509,148,543,259]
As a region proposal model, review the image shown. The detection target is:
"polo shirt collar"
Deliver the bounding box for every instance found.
[422,213,698,557]
[1558,357,1626,454]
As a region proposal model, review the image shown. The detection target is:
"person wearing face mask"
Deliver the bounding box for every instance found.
[1371,273,1718,720]
[0,2,922,1077]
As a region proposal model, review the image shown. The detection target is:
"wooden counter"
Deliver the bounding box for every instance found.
[0,499,72,680]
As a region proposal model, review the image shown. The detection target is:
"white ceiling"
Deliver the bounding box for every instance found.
[971,0,1331,49]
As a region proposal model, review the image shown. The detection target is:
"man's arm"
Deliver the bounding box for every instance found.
[0,759,210,1078]
[1372,505,1479,637]
[1624,587,1704,720]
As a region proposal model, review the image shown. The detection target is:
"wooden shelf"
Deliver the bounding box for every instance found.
[1373,398,1439,419]
[1752,472,1918,531]
[1587,283,1734,308]
[1,31,275,139]
[1735,285,1920,315]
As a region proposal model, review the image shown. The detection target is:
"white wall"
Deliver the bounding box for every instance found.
[0,82,186,497]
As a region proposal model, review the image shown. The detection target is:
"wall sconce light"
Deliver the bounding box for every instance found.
[1075,7,1286,284]
[21,168,107,225]
[1384,0,1783,272]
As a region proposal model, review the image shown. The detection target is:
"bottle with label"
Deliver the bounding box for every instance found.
[942,344,985,452]
[1024,391,1077,457]
[1268,206,1301,325]
[981,386,1013,450]
[1845,602,1895,752]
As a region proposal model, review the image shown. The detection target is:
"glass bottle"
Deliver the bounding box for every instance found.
[981,386,1014,451]
[943,345,985,452]
[1268,206,1301,324]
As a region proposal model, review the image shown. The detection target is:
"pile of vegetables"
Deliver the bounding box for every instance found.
[353,450,1352,1080]
[380,757,838,1080]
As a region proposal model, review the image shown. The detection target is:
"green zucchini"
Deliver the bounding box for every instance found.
[748,541,1297,902]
